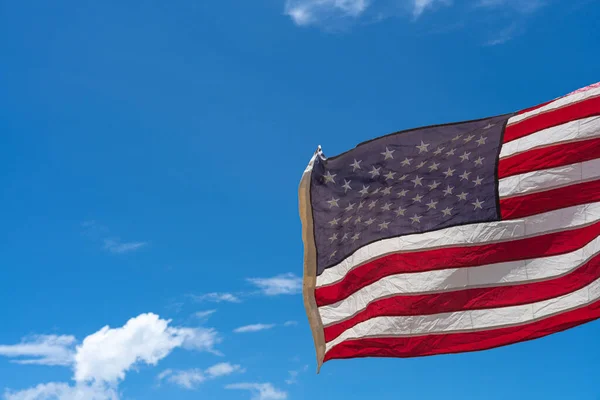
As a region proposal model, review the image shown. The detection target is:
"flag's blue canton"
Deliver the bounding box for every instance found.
[310,115,513,275]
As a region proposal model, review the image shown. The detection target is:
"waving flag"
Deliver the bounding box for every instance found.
[299,82,600,371]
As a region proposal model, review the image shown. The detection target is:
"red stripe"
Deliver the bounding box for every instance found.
[315,221,600,306]
[324,253,600,342]
[498,137,600,179]
[323,298,600,361]
[504,96,600,143]
[500,179,600,220]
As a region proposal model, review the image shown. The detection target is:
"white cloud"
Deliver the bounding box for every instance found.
[283,321,298,327]
[3,382,118,400]
[226,383,287,400]
[191,293,241,303]
[247,274,302,296]
[233,324,276,333]
[74,313,221,383]
[158,363,242,390]
[486,23,518,45]
[284,370,299,385]
[0,335,76,366]
[285,0,369,26]
[103,239,147,254]
[3,314,222,400]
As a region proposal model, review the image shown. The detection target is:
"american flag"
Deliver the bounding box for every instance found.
[298,81,600,371]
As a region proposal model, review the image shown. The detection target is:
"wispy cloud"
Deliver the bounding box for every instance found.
[0,335,76,366]
[285,365,308,385]
[476,0,545,13]
[3,382,119,400]
[190,292,242,303]
[103,239,147,254]
[233,324,276,334]
[485,23,518,45]
[283,321,298,327]
[193,310,217,320]
[285,0,369,26]
[247,274,302,296]
[412,0,452,18]
[158,363,243,390]
[225,383,287,400]
[82,221,147,255]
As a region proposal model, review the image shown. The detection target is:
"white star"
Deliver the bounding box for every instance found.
[428,162,440,172]
[350,159,362,171]
[351,233,360,242]
[443,185,454,196]
[441,207,453,217]
[384,171,396,180]
[343,216,352,224]
[459,171,471,181]
[474,156,484,166]
[410,214,422,224]
[412,193,424,203]
[452,134,462,142]
[378,221,390,230]
[328,233,338,243]
[381,187,392,196]
[328,217,340,226]
[483,123,495,130]
[463,134,475,143]
[428,181,441,190]
[473,176,483,186]
[345,203,356,212]
[359,185,370,196]
[472,198,485,210]
[426,200,438,210]
[354,216,363,224]
[365,218,375,226]
[371,187,381,195]
[358,201,365,210]
[327,197,340,208]
[446,148,456,157]
[368,200,378,210]
[381,202,392,211]
[411,175,423,187]
[416,140,430,153]
[416,161,427,169]
[476,136,487,146]
[323,171,336,184]
[457,192,468,201]
[369,166,381,178]
[342,179,352,192]
[329,250,337,259]
[381,147,395,160]
[459,151,471,162]
[341,233,349,241]
[401,157,413,167]
[397,189,409,198]
[398,174,409,181]
[395,207,407,217]
[433,147,445,156]
[443,167,456,178]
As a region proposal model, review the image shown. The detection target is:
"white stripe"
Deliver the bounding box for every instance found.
[500,116,600,159]
[318,236,600,325]
[317,201,600,288]
[325,275,600,352]
[507,85,600,126]
[498,158,600,198]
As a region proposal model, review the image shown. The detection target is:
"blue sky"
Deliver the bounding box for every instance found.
[0,0,599,399]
